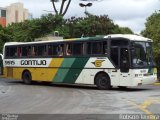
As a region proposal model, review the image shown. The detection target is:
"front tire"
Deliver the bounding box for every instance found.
[95,73,111,90]
[22,71,32,85]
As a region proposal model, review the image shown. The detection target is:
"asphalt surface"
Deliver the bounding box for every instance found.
[0,78,160,119]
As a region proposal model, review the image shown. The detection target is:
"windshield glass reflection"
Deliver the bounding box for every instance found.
[131,41,155,68]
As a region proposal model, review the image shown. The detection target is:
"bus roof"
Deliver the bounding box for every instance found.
[4,34,152,46]
[105,34,152,42]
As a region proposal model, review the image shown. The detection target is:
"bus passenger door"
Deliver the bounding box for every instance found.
[110,47,120,86]
[119,48,131,86]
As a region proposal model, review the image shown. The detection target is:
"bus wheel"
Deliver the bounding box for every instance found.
[95,73,111,90]
[22,71,32,85]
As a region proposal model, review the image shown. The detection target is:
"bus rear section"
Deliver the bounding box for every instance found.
[0,54,3,75]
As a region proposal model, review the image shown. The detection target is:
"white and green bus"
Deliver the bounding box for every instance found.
[2,34,157,89]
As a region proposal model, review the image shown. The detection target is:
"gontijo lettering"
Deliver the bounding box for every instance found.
[21,60,47,66]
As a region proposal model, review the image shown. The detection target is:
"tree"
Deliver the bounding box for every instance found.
[55,13,133,38]
[50,0,71,16]
[7,14,63,42]
[5,13,133,42]
[141,11,160,78]
[0,25,12,52]
[50,0,101,16]
[141,11,160,63]
[118,27,133,34]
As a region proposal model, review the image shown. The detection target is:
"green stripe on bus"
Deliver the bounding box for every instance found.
[63,57,89,83]
[53,58,75,83]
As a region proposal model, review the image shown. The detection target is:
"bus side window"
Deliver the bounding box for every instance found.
[92,42,103,54]
[48,45,53,56]
[66,43,72,56]
[17,47,22,57]
[57,44,64,56]
[86,42,92,55]
[32,46,37,56]
[37,45,47,56]
[48,44,58,56]
[5,47,10,58]
[10,47,17,57]
[53,44,59,56]
[86,42,103,55]
[103,41,108,54]
[43,45,47,56]
[22,46,28,57]
[73,43,83,55]
[111,48,119,67]
[120,48,129,72]
[27,46,32,56]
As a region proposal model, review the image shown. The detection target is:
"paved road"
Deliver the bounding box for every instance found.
[0,78,160,119]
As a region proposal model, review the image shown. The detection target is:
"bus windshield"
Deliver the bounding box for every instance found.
[131,41,155,68]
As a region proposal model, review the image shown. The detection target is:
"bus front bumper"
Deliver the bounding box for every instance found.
[133,75,157,86]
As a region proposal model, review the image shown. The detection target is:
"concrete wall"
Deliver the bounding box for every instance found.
[0,8,6,27]
[6,2,29,25]
[0,17,6,27]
